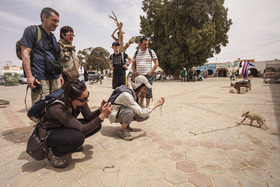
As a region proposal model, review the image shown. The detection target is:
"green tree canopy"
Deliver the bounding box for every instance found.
[140,0,232,75]
[77,47,110,71]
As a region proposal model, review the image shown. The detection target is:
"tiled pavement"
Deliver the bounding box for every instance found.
[0,77,279,187]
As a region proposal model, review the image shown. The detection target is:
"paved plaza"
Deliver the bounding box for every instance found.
[0,77,279,187]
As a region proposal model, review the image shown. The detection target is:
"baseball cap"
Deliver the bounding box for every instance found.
[132,75,152,90]
[112,42,120,47]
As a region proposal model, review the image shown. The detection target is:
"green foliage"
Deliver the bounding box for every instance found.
[140,0,232,75]
[77,47,110,71]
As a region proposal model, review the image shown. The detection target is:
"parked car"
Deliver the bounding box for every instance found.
[0,76,4,85]
[18,74,27,84]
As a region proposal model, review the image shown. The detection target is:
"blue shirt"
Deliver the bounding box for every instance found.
[20,25,60,80]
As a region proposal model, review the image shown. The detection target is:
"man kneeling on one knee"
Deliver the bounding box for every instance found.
[108,75,165,141]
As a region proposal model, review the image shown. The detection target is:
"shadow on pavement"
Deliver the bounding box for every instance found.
[21,144,94,172]
[101,125,146,140]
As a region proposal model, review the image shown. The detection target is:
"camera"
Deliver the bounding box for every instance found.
[45,61,63,75]
[32,79,42,92]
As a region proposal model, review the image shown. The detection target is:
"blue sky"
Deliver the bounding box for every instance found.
[0,0,279,67]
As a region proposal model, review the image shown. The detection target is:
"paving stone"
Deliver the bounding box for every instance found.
[233,143,252,152]
[239,177,267,187]
[0,157,15,166]
[205,154,226,165]
[120,162,142,176]
[226,156,249,168]
[176,145,193,154]
[199,141,216,148]
[185,152,205,163]
[142,166,163,180]
[100,173,125,187]
[79,169,102,186]
[149,149,169,159]
[78,158,102,171]
[21,160,47,173]
[156,158,175,170]
[188,172,213,187]
[197,163,220,175]
[57,167,83,180]
[159,143,175,151]
[99,151,118,161]
[216,142,234,150]
[243,166,271,181]
[0,171,19,184]
[267,180,280,187]
[211,148,229,157]
[32,175,60,186]
[165,169,188,184]
[193,146,212,155]
[247,158,272,170]
[150,180,173,187]
[176,183,196,187]
[5,159,29,171]
[213,175,239,187]
[9,173,40,187]
[136,156,154,167]
[117,153,135,163]
[125,176,149,187]
[220,164,246,178]
[176,161,197,173]
[269,159,280,168]
[169,151,184,161]
[270,169,280,181]
[56,179,83,187]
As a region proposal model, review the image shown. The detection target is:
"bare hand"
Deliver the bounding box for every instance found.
[99,102,113,120]
[27,76,40,88]
[155,97,165,108]
[147,71,153,76]
[133,72,139,76]
[100,99,107,107]
[123,65,128,69]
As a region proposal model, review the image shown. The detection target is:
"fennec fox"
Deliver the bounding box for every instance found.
[241,111,269,129]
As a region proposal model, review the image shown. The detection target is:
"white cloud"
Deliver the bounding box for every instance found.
[0,10,33,27]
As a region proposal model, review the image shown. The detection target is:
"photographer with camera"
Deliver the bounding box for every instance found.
[58,26,80,87]
[21,7,62,105]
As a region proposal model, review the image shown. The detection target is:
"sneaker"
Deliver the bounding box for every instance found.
[118,129,134,141]
[47,149,68,168]
[126,124,134,132]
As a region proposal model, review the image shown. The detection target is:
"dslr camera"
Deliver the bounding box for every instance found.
[32,79,42,92]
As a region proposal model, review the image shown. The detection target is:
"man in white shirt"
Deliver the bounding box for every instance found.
[108,75,165,141]
[132,38,159,107]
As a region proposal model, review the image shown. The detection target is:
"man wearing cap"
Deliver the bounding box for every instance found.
[108,75,165,141]
[132,38,158,107]
[110,42,132,89]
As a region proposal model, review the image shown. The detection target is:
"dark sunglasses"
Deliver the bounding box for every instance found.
[77,91,90,102]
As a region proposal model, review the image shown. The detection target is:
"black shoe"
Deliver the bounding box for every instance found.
[47,149,68,169]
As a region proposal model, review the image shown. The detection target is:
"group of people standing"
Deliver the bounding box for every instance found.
[20,7,164,169]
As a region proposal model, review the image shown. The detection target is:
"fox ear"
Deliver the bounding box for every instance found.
[245,111,249,115]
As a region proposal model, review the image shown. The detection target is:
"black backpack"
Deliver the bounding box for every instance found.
[108,85,133,104]
[27,89,64,123]
[16,25,41,60]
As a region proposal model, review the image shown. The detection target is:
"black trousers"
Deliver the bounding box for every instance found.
[47,119,101,156]
[112,74,126,89]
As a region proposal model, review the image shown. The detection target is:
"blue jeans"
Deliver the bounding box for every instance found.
[144,75,153,99]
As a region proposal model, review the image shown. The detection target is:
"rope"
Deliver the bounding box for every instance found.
[189,123,242,136]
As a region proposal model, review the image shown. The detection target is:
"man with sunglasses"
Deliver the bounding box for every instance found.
[21,7,62,105]
[108,75,165,141]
